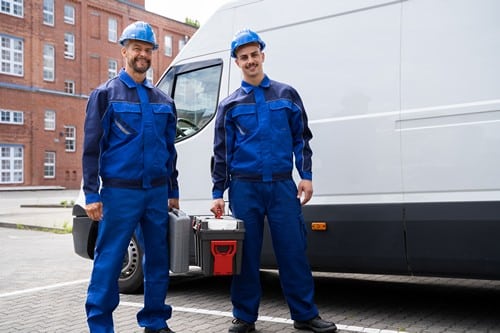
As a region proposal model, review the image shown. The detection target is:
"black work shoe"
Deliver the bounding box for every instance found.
[228,318,256,333]
[293,316,337,333]
[144,327,175,333]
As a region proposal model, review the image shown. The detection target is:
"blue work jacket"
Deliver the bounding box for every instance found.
[82,69,179,204]
[212,75,313,199]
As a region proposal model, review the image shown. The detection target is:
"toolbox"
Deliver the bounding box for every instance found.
[168,208,192,273]
[193,216,245,276]
[72,214,98,260]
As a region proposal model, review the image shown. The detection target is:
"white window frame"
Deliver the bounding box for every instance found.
[43,43,54,81]
[43,0,54,26]
[64,32,75,59]
[1,0,23,17]
[1,35,24,76]
[64,80,75,94]
[108,59,118,79]
[1,145,23,184]
[108,18,117,43]
[64,4,75,24]
[44,151,56,178]
[0,109,24,125]
[146,67,153,83]
[64,126,76,152]
[44,110,56,130]
[164,35,172,57]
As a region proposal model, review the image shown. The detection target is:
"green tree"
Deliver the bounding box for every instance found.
[185,17,200,28]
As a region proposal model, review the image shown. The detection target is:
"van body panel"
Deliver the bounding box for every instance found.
[155,0,500,279]
[400,0,500,199]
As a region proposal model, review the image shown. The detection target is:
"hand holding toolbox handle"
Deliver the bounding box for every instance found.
[210,198,225,218]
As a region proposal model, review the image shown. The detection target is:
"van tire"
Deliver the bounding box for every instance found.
[119,234,144,294]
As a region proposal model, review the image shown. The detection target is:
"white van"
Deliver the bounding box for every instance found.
[73,0,500,292]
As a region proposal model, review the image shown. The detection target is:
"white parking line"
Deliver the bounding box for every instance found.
[1,282,400,333]
[0,279,88,298]
[121,301,401,333]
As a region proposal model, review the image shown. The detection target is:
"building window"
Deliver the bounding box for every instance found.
[108,59,117,79]
[64,32,75,59]
[1,145,23,184]
[43,0,54,26]
[44,151,56,178]
[179,38,187,51]
[64,80,75,94]
[108,18,117,42]
[1,35,24,76]
[164,35,172,56]
[64,126,76,152]
[44,110,56,130]
[0,109,23,124]
[1,0,23,17]
[64,5,75,24]
[43,43,54,81]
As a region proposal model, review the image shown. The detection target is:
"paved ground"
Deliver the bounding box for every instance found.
[2,189,500,333]
[2,226,500,333]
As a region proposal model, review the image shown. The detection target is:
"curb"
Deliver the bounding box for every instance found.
[0,221,69,233]
[20,204,74,208]
[0,186,67,192]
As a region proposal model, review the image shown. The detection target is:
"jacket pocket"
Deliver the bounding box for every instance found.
[110,103,141,140]
[151,103,174,138]
[269,100,292,132]
[232,105,258,135]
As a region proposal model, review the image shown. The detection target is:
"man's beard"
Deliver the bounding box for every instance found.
[129,57,150,74]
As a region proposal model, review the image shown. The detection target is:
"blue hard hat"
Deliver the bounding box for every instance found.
[230,29,266,58]
[119,21,158,50]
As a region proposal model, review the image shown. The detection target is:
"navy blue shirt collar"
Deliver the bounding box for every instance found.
[119,68,154,89]
[241,74,271,94]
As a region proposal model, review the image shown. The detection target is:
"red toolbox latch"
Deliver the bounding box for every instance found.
[211,240,237,275]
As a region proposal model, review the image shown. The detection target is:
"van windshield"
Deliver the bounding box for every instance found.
[157,62,222,141]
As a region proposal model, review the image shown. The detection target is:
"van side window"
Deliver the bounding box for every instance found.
[157,61,222,141]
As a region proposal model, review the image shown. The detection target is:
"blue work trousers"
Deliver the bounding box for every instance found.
[85,186,172,332]
[228,179,319,323]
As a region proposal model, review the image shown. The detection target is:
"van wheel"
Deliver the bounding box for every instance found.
[119,234,144,294]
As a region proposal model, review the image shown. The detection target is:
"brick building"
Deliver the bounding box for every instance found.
[0,0,197,189]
